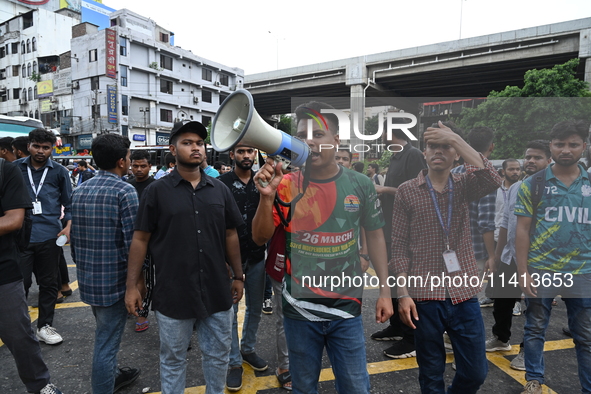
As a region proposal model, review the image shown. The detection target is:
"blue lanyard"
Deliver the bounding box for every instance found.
[425,175,453,249]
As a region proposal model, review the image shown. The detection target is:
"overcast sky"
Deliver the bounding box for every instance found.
[106,0,591,75]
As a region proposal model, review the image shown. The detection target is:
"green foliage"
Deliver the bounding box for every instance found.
[28,72,41,83]
[277,114,295,135]
[458,59,591,158]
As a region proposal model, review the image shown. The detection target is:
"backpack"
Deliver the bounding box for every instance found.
[0,158,33,252]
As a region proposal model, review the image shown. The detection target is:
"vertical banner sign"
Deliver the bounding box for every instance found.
[105,28,117,79]
[107,85,117,123]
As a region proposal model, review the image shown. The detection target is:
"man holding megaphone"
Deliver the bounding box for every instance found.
[252,101,393,394]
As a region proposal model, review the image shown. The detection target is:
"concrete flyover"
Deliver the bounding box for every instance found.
[244,17,591,117]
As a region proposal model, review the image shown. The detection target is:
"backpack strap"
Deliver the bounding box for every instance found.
[529,169,547,236]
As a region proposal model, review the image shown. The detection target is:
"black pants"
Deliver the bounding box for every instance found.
[490,259,522,343]
[19,239,60,329]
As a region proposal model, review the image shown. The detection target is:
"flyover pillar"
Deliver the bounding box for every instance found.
[346,61,367,161]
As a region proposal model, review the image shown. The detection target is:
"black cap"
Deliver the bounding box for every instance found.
[169,120,207,143]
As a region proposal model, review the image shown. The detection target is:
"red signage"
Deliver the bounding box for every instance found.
[18,0,50,4]
[105,28,117,79]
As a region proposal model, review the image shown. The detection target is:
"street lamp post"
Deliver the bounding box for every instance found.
[139,107,149,145]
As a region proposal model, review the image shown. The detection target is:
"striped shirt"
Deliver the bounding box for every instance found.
[71,171,139,306]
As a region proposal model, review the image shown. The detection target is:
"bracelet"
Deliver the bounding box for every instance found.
[397,295,411,300]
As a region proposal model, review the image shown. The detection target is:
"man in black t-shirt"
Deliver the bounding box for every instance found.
[0,159,64,394]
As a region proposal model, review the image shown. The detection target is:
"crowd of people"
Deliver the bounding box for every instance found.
[0,106,589,394]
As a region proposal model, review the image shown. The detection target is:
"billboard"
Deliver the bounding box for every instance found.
[37,80,53,98]
[107,85,117,123]
[105,28,117,79]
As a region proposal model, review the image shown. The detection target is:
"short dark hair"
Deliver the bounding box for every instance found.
[549,120,589,142]
[214,161,226,171]
[467,126,494,154]
[337,146,353,159]
[29,128,56,145]
[502,159,520,170]
[525,140,551,159]
[78,160,88,168]
[352,162,364,172]
[295,101,339,135]
[130,150,151,163]
[0,137,14,151]
[91,134,130,170]
[164,152,176,167]
[368,163,379,172]
[12,136,29,155]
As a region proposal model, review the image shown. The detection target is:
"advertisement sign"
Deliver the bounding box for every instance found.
[53,144,72,156]
[78,134,93,150]
[37,81,53,98]
[156,132,170,145]
[133,134,146,142]
[107,85,117,123]
[40,99,52,113]
[105,28,117,79]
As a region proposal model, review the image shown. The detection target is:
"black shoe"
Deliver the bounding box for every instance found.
[241,351,268,371]
[384,340,416,359]
[371,325,403,341]
[114,367,140,392]
[563,326,572,337]
[226,366,243,391]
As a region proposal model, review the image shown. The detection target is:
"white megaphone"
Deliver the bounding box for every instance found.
[211,89,309,170]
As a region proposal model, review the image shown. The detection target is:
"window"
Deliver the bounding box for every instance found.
[89,49,98,62]
[120,37,127,56]
[33,61,37,74]
[91,76,99,91]
[110,18,118,26]
[13,88,20,99]
[26,39,30,53]
[160,32,168,43]
[219,94,228,105]
[21,41,25,54]
[22,64,26,77]
[121,95,128,115]
[23,13,33,29]
[202,68,212,81]
[160,79,173,94]
[27,63,31,77]
[22,89,27,101]
[11,43,18,54]
[35,110,39,119]
[34,85,37,99]
[220,74,229,86]
[120,66,128,87]
[92,104,100,119]
[32,37,36,52]
[0,47,5,58]
[160,54,172,71]
[160,108,173,122]
[202,90,212,103]
[0,68,5,80]
[12,65,19,76]
[28,87,32,101]
[121,125,128,137]
[201,115,212,128]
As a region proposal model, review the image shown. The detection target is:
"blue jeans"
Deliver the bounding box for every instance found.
[284,315,370,394]
[156,308,233,394]
[229,258,265,367]
[90,298,128,394]
[524,269,591,392]
[414,298,487,394]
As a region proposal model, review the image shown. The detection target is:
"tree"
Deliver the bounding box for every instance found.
[458,59,591,158]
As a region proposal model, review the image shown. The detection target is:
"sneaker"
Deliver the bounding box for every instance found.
[114,367,140,392]
[443,332,453,351]
[241,351,268,371]
[511,348,525,371]
[383,340,416,359]
[479,297,494,307]
[262,298,273,315]
[521,380,542,394]
[513,301,522,316]
[39,383,63,394]
[226,366,243,391]
[485,336,511,352]
[36,325,63,345]
[370,325,403,341]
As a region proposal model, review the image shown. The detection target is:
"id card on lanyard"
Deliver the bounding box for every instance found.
[27,166,49,215]
[425,175,461,273]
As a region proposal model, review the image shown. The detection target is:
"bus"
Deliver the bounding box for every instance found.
[0,115,44,138]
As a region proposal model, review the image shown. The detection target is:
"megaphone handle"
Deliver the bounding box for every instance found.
[258,156,290,188]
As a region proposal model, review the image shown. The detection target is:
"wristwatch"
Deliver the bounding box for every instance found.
[359,254,370,261]
[233,274,245,282]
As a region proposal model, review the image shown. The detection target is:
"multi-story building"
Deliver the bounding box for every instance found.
[70,8,244,149]
[0,7,80,126]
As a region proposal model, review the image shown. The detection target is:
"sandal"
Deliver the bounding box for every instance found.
[135,320,149,332]
[276,370,292,391]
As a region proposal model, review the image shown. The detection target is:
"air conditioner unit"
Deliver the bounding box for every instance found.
[0,85,6,90]
[214,81,220,87]
[72,81,80,89]
[193,97,199,104]
[19,98,24,105]
[50,97,57,103]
